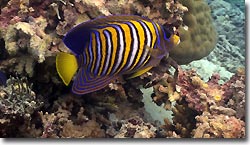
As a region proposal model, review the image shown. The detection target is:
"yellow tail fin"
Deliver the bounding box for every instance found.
[56,52,78,86]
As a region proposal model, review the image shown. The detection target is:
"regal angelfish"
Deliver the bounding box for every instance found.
[56,15,180,95]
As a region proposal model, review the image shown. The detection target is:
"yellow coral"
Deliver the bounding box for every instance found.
[168,92,180,102]
[169,0,217,64]
[209,89,223,102]
[213,95,222,101]
[202,83,208,88]
[191,76,208,89]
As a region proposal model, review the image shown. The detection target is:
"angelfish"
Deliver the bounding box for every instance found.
[56,15,180,95]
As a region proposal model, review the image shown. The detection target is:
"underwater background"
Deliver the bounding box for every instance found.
[0,0,246,138]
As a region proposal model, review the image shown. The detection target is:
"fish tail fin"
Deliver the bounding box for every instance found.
[56,52,78,86]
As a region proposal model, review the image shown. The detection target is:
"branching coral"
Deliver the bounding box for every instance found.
[0,76,43,117]
[0,76,43,137]
[176,68,226,112]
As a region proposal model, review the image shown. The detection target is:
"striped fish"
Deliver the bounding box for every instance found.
[56,15,180,95]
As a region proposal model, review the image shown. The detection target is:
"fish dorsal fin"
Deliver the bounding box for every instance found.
[80,15,152,28]
[63,25,91,55]
[72,67,116,95]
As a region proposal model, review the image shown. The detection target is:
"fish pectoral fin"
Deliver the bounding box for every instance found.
[72,68,116,95]
[56,52,78,86]
[145,45,164,59]
[143,46,163,67]
[127,66,153,79]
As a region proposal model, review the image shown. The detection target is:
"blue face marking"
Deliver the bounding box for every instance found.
[87,33,93,72]
[161,26,170,42]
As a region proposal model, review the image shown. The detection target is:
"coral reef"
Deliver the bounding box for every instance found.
[223,68,245,120]
[169,0,217,64]
[205,0,245,72]
[150,66,245,138]
[0,2,52,76]
[177,0,245,88]
[0,76,43,137]
[181,59,233,83]
[194,112,245,138]
[39,95,105,138]
[0,76,42,116]
[114,116,157,138]
[0,0,186,76]
[0,0,245,139]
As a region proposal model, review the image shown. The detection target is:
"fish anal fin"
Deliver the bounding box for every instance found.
[56,52,78,86]
[72,68,116,95]
[127,66,153,79]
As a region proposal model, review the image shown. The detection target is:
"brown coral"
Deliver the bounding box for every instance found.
[39,94,105,138]
[114,116,157,138]
[222,68,245,120]
[151,67,245,138]
[193,112,245,138]
[169,0,217,64]
[61,120,105,138]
